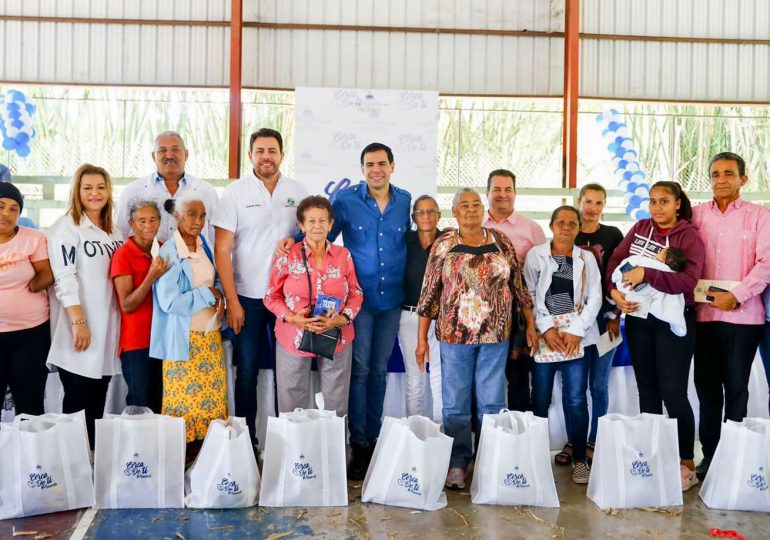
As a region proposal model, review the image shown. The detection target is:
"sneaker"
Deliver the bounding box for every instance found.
[572,459,591,484]
[695,456,711,481]
[445,467,466,489]
[681,464,699,492]
[347,445,369,482]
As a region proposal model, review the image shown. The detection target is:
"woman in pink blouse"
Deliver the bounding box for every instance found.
[0,182,54,415]
[265,196,364,416]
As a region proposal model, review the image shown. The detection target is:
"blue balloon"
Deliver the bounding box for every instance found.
[8,110,21,120]
[629,195,642,207]
[615,122,628,131]
[11,119,23,129]
[626,204,636,216]
[608,121,620,132]
[16,144,30,157]
[15,132,29,145]
[602,129,612,137]
[614,136,630,146]
[608,143,618,153]
[2,138,18,150]
[6,103,20,112]
[25,104,36,115]
[627,182,638,192]
[636,210,651,219]
[633,170,647,181]
[8,90,26,102]
[623,171,634,180]
[595,114,604,122]
[618,159,629,169]
[608,108,620,116]
[615,147,627,158]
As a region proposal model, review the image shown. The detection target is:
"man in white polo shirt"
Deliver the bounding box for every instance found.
[212,128,307,446]
[117,130,218,245]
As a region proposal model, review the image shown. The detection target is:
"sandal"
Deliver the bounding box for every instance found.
[555,442,574,466]
[586,442,595,466]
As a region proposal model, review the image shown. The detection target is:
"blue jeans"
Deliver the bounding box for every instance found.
[348,308,401,447]
[562,331,615,444]
[120,348,162,413]
[233,295,276,441]
[440,341,508,469]
[532,355,589,460]
[758,321,770,414]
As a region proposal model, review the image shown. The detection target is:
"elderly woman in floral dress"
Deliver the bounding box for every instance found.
[416,188,537,490]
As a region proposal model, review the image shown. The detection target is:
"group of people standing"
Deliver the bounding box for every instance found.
[1,131,768,491]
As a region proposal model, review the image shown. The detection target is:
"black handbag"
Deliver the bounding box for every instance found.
[297,245,341,359]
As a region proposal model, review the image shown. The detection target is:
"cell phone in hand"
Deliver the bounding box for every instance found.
[619,262,648,291]
[706,285,741,308]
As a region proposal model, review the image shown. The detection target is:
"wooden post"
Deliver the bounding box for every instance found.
[228,0,243,180]
[562,0,580,189]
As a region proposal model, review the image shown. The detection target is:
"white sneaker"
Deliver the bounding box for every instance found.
[681,464,699,492]
[445,467,466,489]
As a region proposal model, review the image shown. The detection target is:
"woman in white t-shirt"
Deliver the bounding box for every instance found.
[47,164,123,447]
[0,182,53,415]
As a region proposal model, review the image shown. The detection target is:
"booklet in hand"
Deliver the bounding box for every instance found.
[313,295,342,318]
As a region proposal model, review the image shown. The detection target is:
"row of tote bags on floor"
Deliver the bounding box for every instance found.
[2,404,769,519]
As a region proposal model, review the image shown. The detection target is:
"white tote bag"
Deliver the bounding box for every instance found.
[94,408,186,509]
[185,417,260,508]
[259,394,347,507]
[700,418,770,512]
[470,410,559,507]
[362,415,452,511]
[587,413,682,509]
[0,412,94,520]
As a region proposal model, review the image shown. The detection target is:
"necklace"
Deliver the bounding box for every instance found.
[457,228,487,247]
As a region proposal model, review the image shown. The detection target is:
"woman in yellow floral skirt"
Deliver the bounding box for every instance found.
[149,191,227,458]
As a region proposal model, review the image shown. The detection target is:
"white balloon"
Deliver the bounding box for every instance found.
[616,126,631,138]
[6,126,19,137]
[635,186,650,197]
[625,162,640,172]
[620,139,634,150]
[639,199,650,211]
[19,125,33,135]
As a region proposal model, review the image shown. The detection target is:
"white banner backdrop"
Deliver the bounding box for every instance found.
[294,87,439,200]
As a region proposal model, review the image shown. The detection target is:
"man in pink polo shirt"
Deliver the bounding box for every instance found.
[691,152,770,480]
[482,169,546,411]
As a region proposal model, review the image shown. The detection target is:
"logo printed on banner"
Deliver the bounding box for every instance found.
[124,452,152,479]
[630,453,653,478]
[324,178,353,199]
[216,473,242,495]
[27,465,58,490]
[397,467,422,496]
[748,467,768,492]
[331,132,360,151]
[292,455,317,480]
[399,134,427,152]
[400,91,428,109]
[503,466,530,488]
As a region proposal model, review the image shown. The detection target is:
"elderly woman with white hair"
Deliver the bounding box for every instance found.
[149,191,226,458]
[416,188,537,490]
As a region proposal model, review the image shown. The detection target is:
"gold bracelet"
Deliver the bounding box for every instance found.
[70,319,87,326]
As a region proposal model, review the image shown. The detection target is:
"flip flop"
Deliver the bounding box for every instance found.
[555,442,574,466]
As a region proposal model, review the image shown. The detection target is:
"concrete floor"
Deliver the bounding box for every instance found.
[3,460,769,540]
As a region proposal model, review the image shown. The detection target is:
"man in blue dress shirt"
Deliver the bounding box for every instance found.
[279,142,411,480]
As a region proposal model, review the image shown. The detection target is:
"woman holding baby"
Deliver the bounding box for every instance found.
[605,181,705,492]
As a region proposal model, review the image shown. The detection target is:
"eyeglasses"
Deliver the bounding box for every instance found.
[412,209,439,217]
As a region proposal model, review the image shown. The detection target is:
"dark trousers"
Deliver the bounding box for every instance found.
[626,309,696,460]
[505,354,532,412]
[120,348,163,413]
[233,295,276,442]
[58,367,111,449]
[0,321,51,415]
[694,321,763,460]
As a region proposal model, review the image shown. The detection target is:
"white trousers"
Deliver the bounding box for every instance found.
[397,310,443,423]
